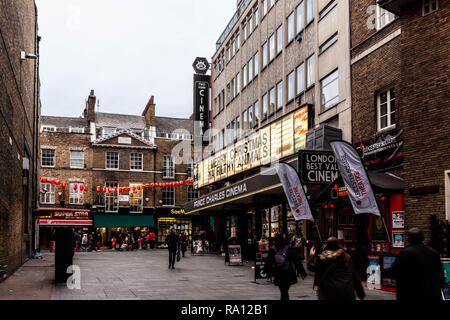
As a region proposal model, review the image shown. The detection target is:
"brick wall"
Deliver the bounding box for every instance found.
[0,0,38,275]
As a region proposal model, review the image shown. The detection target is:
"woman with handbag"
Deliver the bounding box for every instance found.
[307,237,365,300]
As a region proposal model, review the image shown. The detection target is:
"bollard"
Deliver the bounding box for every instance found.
[50,241,54,252]
[98,242,101,251]
[75,242,79,252]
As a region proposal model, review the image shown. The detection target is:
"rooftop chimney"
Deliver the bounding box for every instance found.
[142,95,156,127]
[85,89,96,122]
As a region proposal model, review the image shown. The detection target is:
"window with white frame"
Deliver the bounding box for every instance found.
[129,183,143,212]
[70,150,84,169]
[262,0,267,17]
[41,149,55,167]
[319,0,337,19]
[269,87,276,114]
[269,33,275,61]
[306,0,314,24]
[42,126,56,132]
[320,32,338,54]
[243,64,248,87]
[105,181,118,212]
[262,93,268,119]
[254,101,259,125]
[269,0,275,9]
[187,160,194,179]
[163,186,175,206]
[242,20,247,42]
[423,0,438,15]
[249,57,253,82]
[262,42,268,68]
[236,116,241,138]
[188,185,199,202]
[321,69,339,110]
[243,109,248,129]
[130,152,143,171]
[69,182,84,205]
[70,127,84,133]
[307,55,315,88]
[297,63,305,94]
[106,151,119,169]
[377,88,396,131]
[248,106,254,129]
[254,5,259,27]
[376,5,396,30]
[40,182,55,204]
[276,25,283,55]
[163,155,174,178]
[236,72,240,95]
[287,12,295,43]
[103,128,116,136]
[287,71,295,102]
[277,81,283,110]
[254,52,259,76]
[296,1,305,33]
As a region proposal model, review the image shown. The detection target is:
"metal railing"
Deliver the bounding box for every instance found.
[216,0,252,50]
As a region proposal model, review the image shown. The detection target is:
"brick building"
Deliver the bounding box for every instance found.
[39,90,202,248]
[0,0,40,277]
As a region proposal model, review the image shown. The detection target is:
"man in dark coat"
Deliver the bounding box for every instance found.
[388,227,445,300]
[264,233,298,300]
[307,237,365,300]
[165,229,179,269]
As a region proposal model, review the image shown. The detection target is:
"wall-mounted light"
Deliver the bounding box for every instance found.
[20,51,37,61]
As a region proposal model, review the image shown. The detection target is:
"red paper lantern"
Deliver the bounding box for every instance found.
[127,187,131,191]
[108,187,112,193]
[180,181,184,185]
[42,177,48,183]
[146,184,149,189]
[97,186,101,192]
[80,185,84,191]
[103,186,107,193]
[119,193,122,196]
[73,184,78,190]
[62,182,66,188]
[85,185,88,192]
[114,187,118,193]
[56,180,60,185]
[137,186,141,190]
[50,179,55,185]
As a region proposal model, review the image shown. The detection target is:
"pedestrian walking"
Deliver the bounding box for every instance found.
[264,233,298,300]
[291,230,307,279]
[307,237,365,300]
[165,228,179,269]
[89,232,97,252]
[112,236,117,250]
[81,232,88,251]
[387,227,445,300]
[149,231,156,249]
[207,229,216,252]
[179,230,188,257]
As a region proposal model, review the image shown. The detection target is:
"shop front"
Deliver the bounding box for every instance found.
[37,207,93,249]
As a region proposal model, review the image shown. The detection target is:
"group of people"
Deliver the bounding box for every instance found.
[263,227,446,301]
[74,230,102,252]
[111,230,157,251]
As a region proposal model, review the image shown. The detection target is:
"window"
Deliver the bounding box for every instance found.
[306,0,314,24]
[231,78,235,99]
[226,83,231,104]
[287,12,295,43]
[106,152,119,169]
[163,155,175,178]
[130,153,143,171]
[248,106,254,129]
[254,6,259,27]
[231,119,236,142]
[262,93,268,119]
[248,13,254,34]
[262,42,268,68]
[227,124,232,146]
[129,183,143,212]
[42,126,56,132]
[70,151,84,169]
[276,26,283,55]
[423,0,438,15]
[105,182,118,212]
[69,182,84,205]
[287,71,295,102]
[236,116,241,138]
[40,182,55,204]
[376,5,396,30]
[236,32,240,50]
[249,57,253,82]
[188,186,199,202]
[236,73,240,94]
[296,63,305,94]
[243,109,248,130]
[187,160,194,178]
[269,87,276,114]
[307,55,315,88]
[262,0,267,16]
[296,1,305,33]
[103,128,116,136]
[319,0,337,19]
[163,187,175,206]
[254,52,259,76]
[270,0,275,9]
[41,149,55,167]
[69,127,84,133]
[377,88,396,131]
[269,33,275,61]
[243,64,248,87]
[254,101,259,125]
[319,32,338,54]
[277,81,283,110]
[321,69,339,110]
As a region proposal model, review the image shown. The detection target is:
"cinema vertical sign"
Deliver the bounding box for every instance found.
[193,57,211,146]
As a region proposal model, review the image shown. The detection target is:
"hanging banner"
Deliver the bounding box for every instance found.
[275,162,314,222]
[330,141,380,216]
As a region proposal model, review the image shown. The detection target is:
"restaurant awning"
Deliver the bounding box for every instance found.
[93,214,155,228]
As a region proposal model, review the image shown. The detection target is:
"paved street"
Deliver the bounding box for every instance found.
[0,249,395,300]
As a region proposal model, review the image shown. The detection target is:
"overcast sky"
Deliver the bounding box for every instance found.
[35,0,236,119]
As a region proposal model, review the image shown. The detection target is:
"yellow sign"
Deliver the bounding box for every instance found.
[170,209,186,215]
[194,105,309,188]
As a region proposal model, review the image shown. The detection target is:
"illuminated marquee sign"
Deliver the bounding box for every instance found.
[194,105,309,188]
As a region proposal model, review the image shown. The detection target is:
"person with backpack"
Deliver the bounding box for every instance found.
[307,237,365,300]
[291,230,308,279]
[264,233,298,300]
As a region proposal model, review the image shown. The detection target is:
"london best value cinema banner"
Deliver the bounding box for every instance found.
[330,141,380,216]
[276,162,314,222]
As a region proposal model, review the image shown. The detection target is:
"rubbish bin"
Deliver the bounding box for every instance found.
[55,227,75,283]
